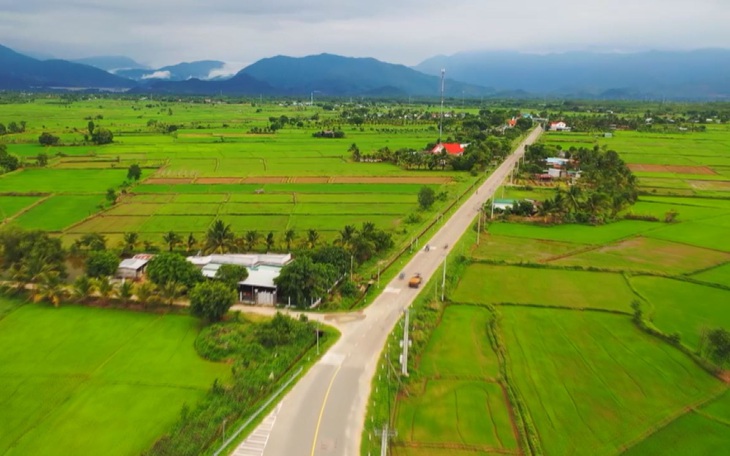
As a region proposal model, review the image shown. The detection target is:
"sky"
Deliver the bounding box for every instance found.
[0,0,728,72]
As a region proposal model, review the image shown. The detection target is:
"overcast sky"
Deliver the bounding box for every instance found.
[1,0,728,70]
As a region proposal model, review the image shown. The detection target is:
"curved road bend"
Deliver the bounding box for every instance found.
[231,126,544,456]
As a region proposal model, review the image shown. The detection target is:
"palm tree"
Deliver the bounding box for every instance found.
[204,220,236,254]
[186,232,197,253]
[566,185,583,213]
[244,230,260,251]
[93,277,117,304]
[118,280,134,304]
[265,231,276,251]
[162,231,182,252]
[123,232,139,255]
[33,271,66,308]
[283,229,296,251]
[135,282,158,307]
[306,229,319,249]
[361,222,376,237]
[337,225,357,249]
[160,281,186,306]
[71,275,95,303]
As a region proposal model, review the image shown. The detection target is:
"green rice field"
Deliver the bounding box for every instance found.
[0,299,229,456]
[500,307,724,455]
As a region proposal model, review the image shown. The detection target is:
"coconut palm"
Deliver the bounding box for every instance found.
[337,225,357,249]
[265,231,276,251]
[160,280,186,306]
[93,277,117,304]
[244,230,260,251]
[32,271,66,308]
[71,275,95,303]
[283,229,296,251]
[135,282,158,307]
[186,232,197,253]
[306,229,319,249]
[122,232,139,255]
[162,231,182,252]
[118,280,134,304]
[204,220,236,254]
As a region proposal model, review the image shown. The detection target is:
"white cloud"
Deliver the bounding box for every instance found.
[141,70,171,79]
[206,62,245,80]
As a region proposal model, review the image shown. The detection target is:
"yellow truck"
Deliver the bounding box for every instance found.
[408,273,422,288]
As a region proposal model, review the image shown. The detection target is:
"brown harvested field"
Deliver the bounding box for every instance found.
[331,176,453,184]
[195,177,242,184]
[241,176,288,184]
[551,236,730,274]
[292,177,330,184]
[144,178,194,184]
[688,180,730,190]
[628,164,717,175]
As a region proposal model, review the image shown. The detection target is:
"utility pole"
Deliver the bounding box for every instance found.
[477,209,481,245]
[441,257,446,302]
[316,321,320,355]
[375,423,396,456]
[438,69,445,143]
[400,309,410,376]
[350,255,354,280]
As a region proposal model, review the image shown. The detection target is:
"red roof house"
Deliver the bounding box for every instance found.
[431,143,468,156]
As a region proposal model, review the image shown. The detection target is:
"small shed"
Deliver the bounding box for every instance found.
[238,265,282,305]
[117,254,153,279]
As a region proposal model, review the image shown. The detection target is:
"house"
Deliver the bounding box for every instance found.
[431,143,469,156]
[549,121,568,131]
[116,254,153,279]
[492,198,517,211]
[507,118,518,128]
[547,168,562,178]
[546,157,570,166]
[187,253,293,305]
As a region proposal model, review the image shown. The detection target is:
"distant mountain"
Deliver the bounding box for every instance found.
[131,72,275,95]
[238,53,493,97]
[118,60,227,81]
[414,49,730,99]
[73,55,148,71]
[0,44,135,90]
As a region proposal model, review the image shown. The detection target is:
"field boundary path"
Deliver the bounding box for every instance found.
[231,126,544,456]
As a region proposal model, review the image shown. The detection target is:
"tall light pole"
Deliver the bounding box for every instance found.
[438,68,445,143]
[400,309,410,376]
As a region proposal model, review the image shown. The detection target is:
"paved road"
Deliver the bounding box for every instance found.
[232,126,543,456]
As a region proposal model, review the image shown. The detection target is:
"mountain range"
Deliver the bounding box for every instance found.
[1,43,729,99]
[415,49,730,99]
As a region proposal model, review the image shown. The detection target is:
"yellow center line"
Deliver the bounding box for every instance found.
[310,363,344,456]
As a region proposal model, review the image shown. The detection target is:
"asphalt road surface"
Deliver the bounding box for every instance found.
[231,126,543,456]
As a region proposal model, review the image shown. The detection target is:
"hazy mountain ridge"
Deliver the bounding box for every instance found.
[238,53,493,97]
[0,45,136,89]
[414,49,730,99]
[72,56,148,71]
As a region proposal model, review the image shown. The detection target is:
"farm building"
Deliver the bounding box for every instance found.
[116,254,154,279]
[187,253,292,305]
[431,143,469,156]
[492,198,517,211]
[549,121,569,131]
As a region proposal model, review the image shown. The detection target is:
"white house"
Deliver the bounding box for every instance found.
[549,121,568,131]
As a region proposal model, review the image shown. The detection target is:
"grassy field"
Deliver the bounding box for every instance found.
[630,276,730,349]
[0,299,229,456]
[551,236,730,274]
[692,262,730,286]
[470,234,581,263]
[394,305,518,455]
[0,98,478,247]
[452,264,635,311]
[500,307,724,456]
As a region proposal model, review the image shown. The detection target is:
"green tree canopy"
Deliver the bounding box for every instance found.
[215,264,249,291]
[127,163,142,181]
[418,186,436,210]
[146,252,203,289]
[38,132,60,146]
[274,256,337,307]
[85,250,119,278]
[92,127,113,145]
[204,220,236,254]
[189,281,236,322]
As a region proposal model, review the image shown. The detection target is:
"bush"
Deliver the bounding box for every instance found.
[146,252,203,289]
[85,250,118,278]
[189,281,236,323]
